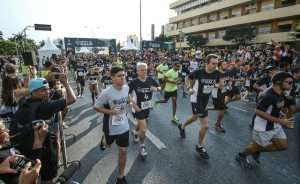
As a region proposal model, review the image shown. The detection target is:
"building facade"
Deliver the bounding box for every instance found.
[165,0,300,47]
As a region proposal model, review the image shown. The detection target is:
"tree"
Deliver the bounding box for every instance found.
[0,40,18,55]
[223,24,256,45]
[0,30,3,40]
[8,33,38,51]
[154,34,172,42]
[38,40,45,48]
[186,34,208,48]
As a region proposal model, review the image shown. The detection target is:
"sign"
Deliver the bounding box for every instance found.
[64,37,117,53]
[34,24,51,31]
[142,41,175,50]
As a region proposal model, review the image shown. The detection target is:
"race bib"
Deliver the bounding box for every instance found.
[78,71,84,77]
[203,85,213,94]
[112,114,127,126]
[128,77,133,81]
[212,88,218,98]
[182,72,186,76]
[141,100,153,110]
[245,80,250,87]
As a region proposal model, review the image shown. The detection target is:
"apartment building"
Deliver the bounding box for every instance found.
[165,0,300,47]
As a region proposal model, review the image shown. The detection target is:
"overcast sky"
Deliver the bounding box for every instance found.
[0,0,176,42]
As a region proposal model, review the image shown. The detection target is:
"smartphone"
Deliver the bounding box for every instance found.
[10,157,36,172]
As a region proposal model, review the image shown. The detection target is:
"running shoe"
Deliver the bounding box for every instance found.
[177,124,186,138]
[195,146,209,159]
[140,145,148,157]
[251,152,261,164]
[99,135,106,151]
[116,177,128,184]
[172,116,180,124]
[215,125,226,133]
[236,153,253,169]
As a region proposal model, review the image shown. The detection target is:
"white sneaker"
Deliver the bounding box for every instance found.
[140,146,148,157]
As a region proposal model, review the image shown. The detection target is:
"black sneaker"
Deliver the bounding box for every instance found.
[99,136,106,151]
[236,153,253,169]
[116,177,128,184]
[251,152,261,164]
[177,124,186,138]
[195,146,209,159]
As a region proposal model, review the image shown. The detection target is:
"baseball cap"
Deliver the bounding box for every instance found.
[29,78,49,93]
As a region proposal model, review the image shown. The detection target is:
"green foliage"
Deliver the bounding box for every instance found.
[186,34,208,48]
[8,33,37,51]
[223,24,256,45]
[0,40,18,55]
[0,30,3,40]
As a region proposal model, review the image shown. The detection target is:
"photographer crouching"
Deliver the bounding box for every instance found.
[9,71,76,183]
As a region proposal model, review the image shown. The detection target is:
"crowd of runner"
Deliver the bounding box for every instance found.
[0,41,299,184]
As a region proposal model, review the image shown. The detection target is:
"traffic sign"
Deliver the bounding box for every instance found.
[34,24,51,31]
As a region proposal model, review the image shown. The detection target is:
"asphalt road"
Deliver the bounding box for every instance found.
[64,85,300,184]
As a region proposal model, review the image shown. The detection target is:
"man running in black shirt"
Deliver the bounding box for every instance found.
[129,62,160,158]
[236,72,295,168]
[178,54,221,159]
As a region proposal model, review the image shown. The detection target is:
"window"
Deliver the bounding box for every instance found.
[257,24,271,34]
[277,20,293,32]
[219,30,226,38]
[192,17,199,26]
[208,13,218,22]
[220,10,229,20]
[231,7,242,17]
[261,0,274,12]
[281,0,296,7]
[208,32,216,40]
[199,16,208,24]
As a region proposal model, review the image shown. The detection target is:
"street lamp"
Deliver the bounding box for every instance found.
[140,0,142,53]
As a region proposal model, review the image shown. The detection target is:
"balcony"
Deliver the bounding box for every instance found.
[169,0,252,23]
[166,4,300,37]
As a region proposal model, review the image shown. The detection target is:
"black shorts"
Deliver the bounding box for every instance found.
[191,103,198,115]
[105,131,129,147]
[77,78,85,87]
[196,97,209,118]
[164,90,177,99]
[133,109,150,120]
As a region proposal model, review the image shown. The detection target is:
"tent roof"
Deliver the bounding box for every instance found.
[77,47,92,53]
[121,41,138,51]
[39,38,60,51]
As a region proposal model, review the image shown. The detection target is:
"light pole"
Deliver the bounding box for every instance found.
[140,0,142,53]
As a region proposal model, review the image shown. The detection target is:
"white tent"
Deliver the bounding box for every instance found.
[121,40,139,51]
[38,38,61,63]
[76,47,92,54]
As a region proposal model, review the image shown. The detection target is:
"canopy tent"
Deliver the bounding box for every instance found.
[38,38,61,63]
[121,40,139,51]
[76,47,92,54]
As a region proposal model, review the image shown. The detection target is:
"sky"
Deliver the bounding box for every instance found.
[0,0,176,43]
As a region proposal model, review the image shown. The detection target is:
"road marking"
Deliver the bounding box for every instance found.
[72,106,93,123]
[128,113,167,150]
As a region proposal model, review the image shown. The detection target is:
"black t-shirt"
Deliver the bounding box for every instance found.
[101,75,112,89]
[76,66,86,79]
[255,88,285,131]
[189,69,221,100]
[256,75,272,88]
[129,77,159,109]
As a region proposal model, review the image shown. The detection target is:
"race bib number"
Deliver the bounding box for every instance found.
[212,88,218,98]
[141,100,153,110]
[182,72,186,76]
[112,114,127,126]
[203,85,213,94]
[78,72,84,77]
[245,80,250,87]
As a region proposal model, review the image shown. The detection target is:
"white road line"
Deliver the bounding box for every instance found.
[128,113,167,150]
[71,106,93,122]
